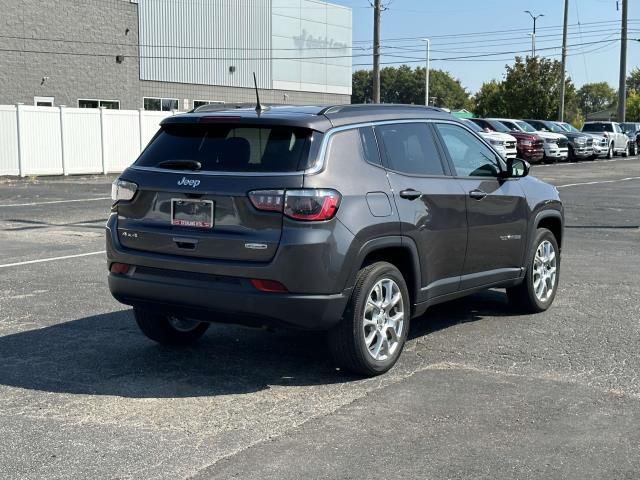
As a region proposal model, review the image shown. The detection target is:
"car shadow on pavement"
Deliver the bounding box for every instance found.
[0,290,520,398]
[409,289,521,339]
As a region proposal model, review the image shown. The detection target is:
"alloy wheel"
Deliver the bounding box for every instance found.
[532,240,557,302]
[362,278,405,361]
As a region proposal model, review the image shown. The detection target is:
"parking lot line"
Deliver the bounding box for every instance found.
[556,176,640,189]
[0,197,111,208]
[0,251,105,269]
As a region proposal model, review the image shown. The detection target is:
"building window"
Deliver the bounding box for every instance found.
[100,100,120,109]
[78,99,120,109]
[193,100,225,109]
[34,96,54,107]
[144,97,178,111]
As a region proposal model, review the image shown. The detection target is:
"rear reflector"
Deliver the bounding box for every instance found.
[250,279,288,293]
[110,263,130,274]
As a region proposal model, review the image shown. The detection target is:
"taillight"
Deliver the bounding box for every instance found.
[248,189,341,221]
[284,189,341,221]
[248,190,285,212]
[111,179,137,202]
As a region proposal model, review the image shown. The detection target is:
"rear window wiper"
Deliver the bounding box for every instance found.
[157,159,202,171]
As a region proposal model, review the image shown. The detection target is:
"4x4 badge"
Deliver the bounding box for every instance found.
[177,177,201,188]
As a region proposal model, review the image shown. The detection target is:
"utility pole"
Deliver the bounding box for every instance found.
[372,0,381,103]
[423,38,430,107]
[525,10,544,57]
[617,0,628,122]
[558,0,569,121]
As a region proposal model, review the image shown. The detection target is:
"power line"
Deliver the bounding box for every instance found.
[352,38,627,66]
[0,33,359,51]
[0,19,635,52]
[0,38,627,64]
[352,19,638,43]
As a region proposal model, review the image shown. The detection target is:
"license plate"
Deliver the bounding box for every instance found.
[171,199,214,228]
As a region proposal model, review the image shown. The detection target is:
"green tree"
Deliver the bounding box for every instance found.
[351,69,372,104]
[627,90,640,122]
[351,66,471,108]
[627,68,640,93]
[500,56,577,120]
[425,69,470,109]
[380,65,419,104]
[577,82,617,115]
[473,80,507,118]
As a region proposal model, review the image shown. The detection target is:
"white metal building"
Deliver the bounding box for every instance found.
[139,0,352,97]
[0,0,353,111]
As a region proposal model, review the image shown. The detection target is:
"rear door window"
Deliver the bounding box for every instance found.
[136,124,314,172]
[375,123,445,176]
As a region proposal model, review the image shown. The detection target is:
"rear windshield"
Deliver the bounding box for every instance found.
[583,123,613,133]
[136,124,314,172]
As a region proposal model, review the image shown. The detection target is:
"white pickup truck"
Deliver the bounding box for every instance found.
[581,122,630,158]
[492,118,569,163]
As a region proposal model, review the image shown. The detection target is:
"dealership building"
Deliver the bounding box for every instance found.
[0,0,352,111]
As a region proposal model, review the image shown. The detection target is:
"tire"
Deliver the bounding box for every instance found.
[507,228,560,313]
[622,143,629,157]
[607,143,614,159]
[328,262,410,376]
[133,307,210,345]
[568,146,576,162]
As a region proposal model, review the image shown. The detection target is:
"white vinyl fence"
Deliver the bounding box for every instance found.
[0,105,175,176]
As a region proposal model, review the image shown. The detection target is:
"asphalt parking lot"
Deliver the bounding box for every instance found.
[1,155,639,479]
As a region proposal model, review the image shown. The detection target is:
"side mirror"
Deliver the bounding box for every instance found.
[501,157,529,179]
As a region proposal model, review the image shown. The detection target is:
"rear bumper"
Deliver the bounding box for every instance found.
[108,270,348,330]
[106,214,352,330]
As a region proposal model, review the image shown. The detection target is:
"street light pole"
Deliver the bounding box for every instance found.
[617,0,628,122]
[423,38,430,106]
[525,10,544,57]
[558,0,569,121]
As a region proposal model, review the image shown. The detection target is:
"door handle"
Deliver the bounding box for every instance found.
[469,189,487,200]
[399,189,422,200]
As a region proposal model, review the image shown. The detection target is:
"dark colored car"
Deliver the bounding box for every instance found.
[470,118,544,163]
[620,122,640,156]
[526,119,593,161]
[107,104,564,376]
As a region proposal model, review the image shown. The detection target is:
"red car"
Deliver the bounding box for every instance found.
[471,118,545,163]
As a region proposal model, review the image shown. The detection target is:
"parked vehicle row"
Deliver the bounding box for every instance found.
[620,122,640,156]
[469,117,638,163]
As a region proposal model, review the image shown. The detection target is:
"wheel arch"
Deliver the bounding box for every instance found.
[349,236,421,311]
[535,210,563,249]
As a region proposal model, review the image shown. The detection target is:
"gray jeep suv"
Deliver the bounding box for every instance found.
[107,104,564,376]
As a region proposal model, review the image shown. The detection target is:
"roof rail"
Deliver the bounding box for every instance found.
[319,104,444,115]
[191,103,297,113]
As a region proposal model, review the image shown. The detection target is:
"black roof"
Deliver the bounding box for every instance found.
[161,103,455,133]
